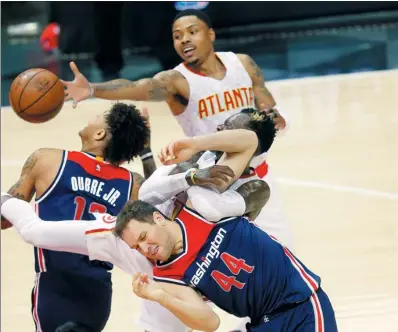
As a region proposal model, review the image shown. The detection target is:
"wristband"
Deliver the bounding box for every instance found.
[140,151,153,161]
[190,169,197,185]
[89,83,94,97]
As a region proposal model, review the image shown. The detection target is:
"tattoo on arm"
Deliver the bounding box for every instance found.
[93,79,138,92]
[244,55,273,99]
[134,172,145,188]
[7,151,38,201]
[149,70,186,102]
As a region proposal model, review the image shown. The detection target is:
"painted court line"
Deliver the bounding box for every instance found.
[276,177,398,200]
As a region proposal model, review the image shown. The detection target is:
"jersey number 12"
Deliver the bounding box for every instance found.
[74,196,107,220]
[211,252,254,292]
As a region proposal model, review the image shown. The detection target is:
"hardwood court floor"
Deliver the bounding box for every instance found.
[1,70,397,332]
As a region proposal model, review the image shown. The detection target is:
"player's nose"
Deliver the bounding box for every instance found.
[181,34,191,44]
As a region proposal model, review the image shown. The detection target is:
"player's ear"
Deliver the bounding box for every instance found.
[153,212,166,226]
[94,128,107,141]
[209,28,215,42]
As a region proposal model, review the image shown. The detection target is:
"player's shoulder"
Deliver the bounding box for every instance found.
[236,53,253,65]
[154,69,187,83]
[33,147,63,158]
[27,148,64,169]
[86,212,117,231]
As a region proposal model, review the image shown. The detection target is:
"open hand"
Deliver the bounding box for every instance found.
[158,137,199,165]
[191,165,235,188]
[258,104,286,130]
[61,62,91,108]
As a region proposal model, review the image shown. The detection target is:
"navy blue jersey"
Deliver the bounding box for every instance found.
[153,206,321,324]
[34,151,133,278]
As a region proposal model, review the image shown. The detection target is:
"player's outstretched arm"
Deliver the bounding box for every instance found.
[0,194,89,255]
[133,273,220,332]
[62,62,185,107]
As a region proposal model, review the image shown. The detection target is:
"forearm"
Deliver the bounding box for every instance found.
[92,78,164,101]
[159,292,220,332]
[139,148,157,179]
[187,186,246,222]
[1,197,89,255]
[139,165,191,205]
[193,129,258,154]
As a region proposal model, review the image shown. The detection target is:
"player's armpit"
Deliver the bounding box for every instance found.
[131,172,146,200]
[237,54,276,110]
[158,281,220,332]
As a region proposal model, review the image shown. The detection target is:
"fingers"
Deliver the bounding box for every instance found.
[214,165,235,178]
[60,79,68,88]
[69,61,81,76]
[140,107,149,120]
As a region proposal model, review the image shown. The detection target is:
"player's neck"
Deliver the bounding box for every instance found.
[81,144,103,159]
[169,222,184,255]
[190,53,224,77]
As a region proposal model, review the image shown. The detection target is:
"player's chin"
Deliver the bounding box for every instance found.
[184,56,199,65]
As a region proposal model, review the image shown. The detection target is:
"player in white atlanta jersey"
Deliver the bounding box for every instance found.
[1,128,262,332]
[62,10,293,251]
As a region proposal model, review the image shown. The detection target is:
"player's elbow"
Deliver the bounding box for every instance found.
[204,311,220,331]
[194,310,220,331]
[246,130,259,153]
[19,219,44,246]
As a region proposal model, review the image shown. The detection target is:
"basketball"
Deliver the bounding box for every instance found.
[9,68,65,123]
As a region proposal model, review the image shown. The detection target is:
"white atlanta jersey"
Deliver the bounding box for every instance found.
[174,51,255,137]
[85,213,191,332]
[175,53,293,249]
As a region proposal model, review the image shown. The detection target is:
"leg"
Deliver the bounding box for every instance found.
[32,272,112,332]
[256,169,294,250]
[247,288,338,331]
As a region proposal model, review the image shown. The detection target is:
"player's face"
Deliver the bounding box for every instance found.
[79,112,107,140]
[172,16,215,65]
[120,217,175,261]
[217,113,251,132]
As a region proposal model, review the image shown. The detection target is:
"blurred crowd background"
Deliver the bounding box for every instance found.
[2,1,398,107]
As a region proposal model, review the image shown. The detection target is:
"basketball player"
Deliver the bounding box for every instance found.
[61,9,293,249]
[113,200,338,332]
[140,108,277,222]
[1,103,153,332]
[1,128,263,332]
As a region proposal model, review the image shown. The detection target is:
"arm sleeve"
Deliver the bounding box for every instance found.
[1,198,89,255]
[85,226,153,275]
[187,186,246,222]
[139,165,191,205]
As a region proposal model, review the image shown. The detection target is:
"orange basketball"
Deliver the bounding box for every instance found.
[9,68,65,123]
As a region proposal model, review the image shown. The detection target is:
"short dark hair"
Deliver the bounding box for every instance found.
[172,9,212,28]
[114,200,162,237]
[241,108,277,154]
[103,103,150,165]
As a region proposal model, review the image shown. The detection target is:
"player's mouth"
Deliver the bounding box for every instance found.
[149,245,159,257]
[183,46,195,58]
